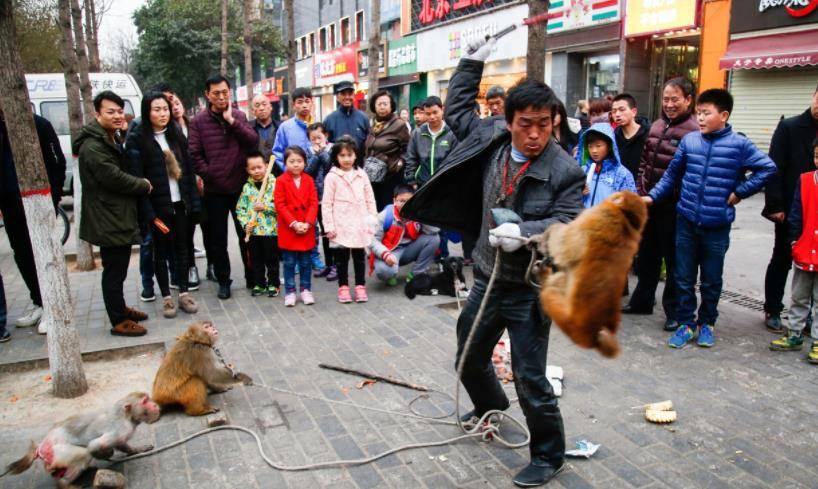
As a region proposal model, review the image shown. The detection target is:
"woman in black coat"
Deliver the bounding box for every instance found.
[126,91,201,317]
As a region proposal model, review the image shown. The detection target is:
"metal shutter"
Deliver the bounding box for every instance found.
[728,66,818,154]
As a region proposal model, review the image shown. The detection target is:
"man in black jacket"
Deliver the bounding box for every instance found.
[612,93,649,179]
[402,37,584,487]
[0,110,66,334]
[763,85,818,332]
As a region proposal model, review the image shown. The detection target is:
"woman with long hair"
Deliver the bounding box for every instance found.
[553,101,579,155]
[364,90,410,210]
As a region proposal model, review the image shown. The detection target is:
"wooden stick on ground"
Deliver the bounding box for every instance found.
[318,363,429,392]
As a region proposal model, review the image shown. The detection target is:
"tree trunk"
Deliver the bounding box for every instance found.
[284,0,295,98]
[84,0,100,71]
[243,0,254,105]
[59,0,95,271]
[526,0,549,82]
[367,0,381,110]
[70,0,93,120]
[220,0,228,77]
[0,0,88,399]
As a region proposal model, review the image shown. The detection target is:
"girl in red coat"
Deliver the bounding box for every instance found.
[275,146,318,306]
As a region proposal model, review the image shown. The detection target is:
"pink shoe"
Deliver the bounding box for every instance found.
[337,286,352,303]
[301,289,315,305]
[284,293,296,307]
[354,285,368,303]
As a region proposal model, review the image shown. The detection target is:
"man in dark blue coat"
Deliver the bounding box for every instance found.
[322,80,369,151]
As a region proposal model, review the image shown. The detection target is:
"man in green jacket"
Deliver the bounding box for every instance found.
[74,91,153,336]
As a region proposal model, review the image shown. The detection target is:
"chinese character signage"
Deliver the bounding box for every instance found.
[545,0,620,34]
[410,0,515,31]
[314,42,359,86]
[358,43,387,78]
[388,35,418,76]
[625,0,698,37]
[730,0,818,33]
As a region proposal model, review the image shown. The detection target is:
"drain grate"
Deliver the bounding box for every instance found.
[695,286,779,314]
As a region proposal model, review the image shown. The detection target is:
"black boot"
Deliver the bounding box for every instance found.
[512,458,564,487]
[217,280,232,299]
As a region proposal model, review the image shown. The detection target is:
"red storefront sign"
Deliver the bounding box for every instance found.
[313,42,360,86]
[720,29,818,69]
[411,0,514,31]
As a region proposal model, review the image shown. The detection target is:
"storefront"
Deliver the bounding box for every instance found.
[622,0,701,119]
[720,1,818,153]
[312,42,360,120]
[384,35,425,114]
[235,73,286,119]
[293,57,314,116]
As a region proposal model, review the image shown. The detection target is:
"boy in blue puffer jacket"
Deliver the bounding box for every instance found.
[645,89,776,349]
[576,122,636,208]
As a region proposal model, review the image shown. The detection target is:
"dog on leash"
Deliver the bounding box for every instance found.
[405,257,468,299]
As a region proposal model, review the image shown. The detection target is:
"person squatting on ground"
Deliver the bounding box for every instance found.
[370,186,440,286]
[645,89,776,349]
[126,91,200,319]
[275,146,319,307]
[76,91,153,337]
[402,36,586,487]
[576,122,636,209]
[321,137,377,304]
[769,137,818,364]
[236,150,281,298]
[306,122,333,278]
[189,75,259,299]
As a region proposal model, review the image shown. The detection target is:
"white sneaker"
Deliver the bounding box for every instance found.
[37,321,50,335]
[15,305,43,327]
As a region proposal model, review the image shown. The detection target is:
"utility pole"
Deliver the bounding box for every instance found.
[367,0,381,107]
[284,0,295,100]
[0,0,88,398]
[220,0,229,76]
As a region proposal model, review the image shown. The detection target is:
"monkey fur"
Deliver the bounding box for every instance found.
[2,392,160,488]
[530,191,647,358]
[152,321,253,416]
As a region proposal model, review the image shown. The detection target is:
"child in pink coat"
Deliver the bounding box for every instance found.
[321,137,377,303]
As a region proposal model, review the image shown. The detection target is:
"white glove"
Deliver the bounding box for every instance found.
[488,223,524,253]
[464,36,497,62]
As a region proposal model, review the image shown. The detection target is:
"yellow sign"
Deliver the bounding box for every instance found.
[625,0,698,37]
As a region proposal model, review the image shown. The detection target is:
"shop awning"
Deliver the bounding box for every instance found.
[720,30,818,70]
[378,73,420,89]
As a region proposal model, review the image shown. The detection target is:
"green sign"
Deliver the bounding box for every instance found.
[387,35,417,77]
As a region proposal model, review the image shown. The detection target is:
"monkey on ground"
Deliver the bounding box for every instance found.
[152,321,253,416]
[529,191,647,358]
[2,392,160,488]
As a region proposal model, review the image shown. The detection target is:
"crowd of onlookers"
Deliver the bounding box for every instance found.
[1,69,817,365]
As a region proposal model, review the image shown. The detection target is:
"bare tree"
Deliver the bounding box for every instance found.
[0,0,88,398]
[284,0,295,99]
[220,0,228,76]
[70,0,93,119]
[526,0,549,82]
[83,0,99,71]
[243,0,254,104]
[104,30,135,73]
[367,0,381,107]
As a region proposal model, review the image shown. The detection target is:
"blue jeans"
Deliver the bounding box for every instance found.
[282,251,312,293]
[139,225,154,291]
[674,216,731,326]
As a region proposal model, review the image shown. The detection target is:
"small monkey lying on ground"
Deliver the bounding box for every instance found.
[2,392,160,488]
[530,191,647,358]
[152,321,253,416]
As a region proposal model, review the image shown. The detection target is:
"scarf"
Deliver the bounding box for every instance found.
[371,114,395,135]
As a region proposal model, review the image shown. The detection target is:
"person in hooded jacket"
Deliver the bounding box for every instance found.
[576,122,636,208]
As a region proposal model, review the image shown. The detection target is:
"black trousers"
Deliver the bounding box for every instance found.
[764,220,791,315]
[628,204,677,319]
[335,247,366,287]
[317,206,333,267]
[0,195,42,307]
[203,192,251,286]
[154,203,190,296]
[462,233,476,260]
[455,275,565,464]
[249,235,280,288]
[100,245,132,326]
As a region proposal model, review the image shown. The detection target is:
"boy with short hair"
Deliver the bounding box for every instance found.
[645,89,777,348]
[770,138,818,364]
[611,93,649,179]
[576,122,636,208]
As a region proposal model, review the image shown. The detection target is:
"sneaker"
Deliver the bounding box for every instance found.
[188,267,200,291]
[513,459,565,488]
[162,297,177,318]
[251,285,266,296]
[284,293,297,307]
[770,331,804,351]
[663,318,678,332]
[808,342,818,364]
[217,281,232,300]
[140,289,156,302]
[765,313,784,333]
[206,264,217,282]
[354,285,368,303]
[125,307,149,322]
[194,247,206,258]
[697,324,715,347]
[169,282,179,290]
[325,266,338,281]
[314,266,331,278]
[386,277,398,287]
[178,294,198,314]
[37,320,50,335]
[110,319,147,337]
[301,289,315,305]
[0,330,10,343]
[312,256,325,271]
[267,285,280,297]
[668,324,697,349]
[338,286,353,303]
[15,305,42,327]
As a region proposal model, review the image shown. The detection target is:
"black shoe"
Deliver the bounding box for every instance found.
[459,409,478,423]
[621,304,652,315]
[206,264,216,282]
[0,330,10,343]
[512,459,565,487]
[663,318,678,331]
[217,281,232,299]
[140,289,156,302]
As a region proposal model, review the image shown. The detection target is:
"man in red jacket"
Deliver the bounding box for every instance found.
[189,75,259,299]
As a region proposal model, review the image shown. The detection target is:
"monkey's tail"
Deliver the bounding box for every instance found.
[1,441,37,477]
[596,329,621,358]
